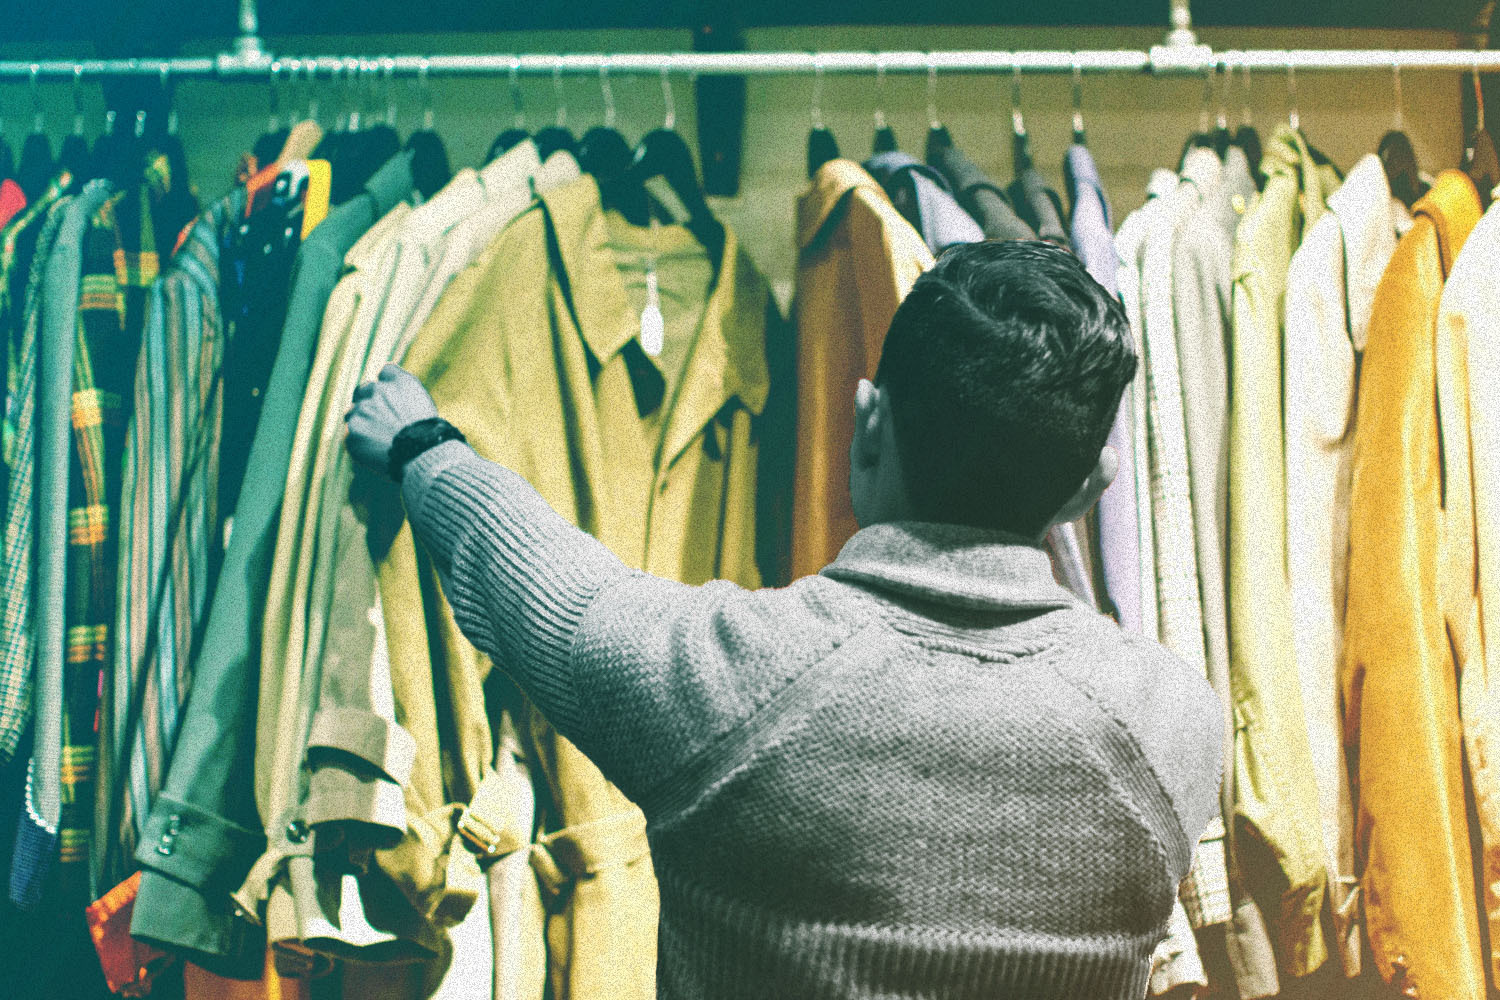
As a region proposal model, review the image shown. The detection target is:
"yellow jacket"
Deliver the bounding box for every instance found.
[789,160,932,580]
[1343,170,1485,1000]
[381,172,779,1000]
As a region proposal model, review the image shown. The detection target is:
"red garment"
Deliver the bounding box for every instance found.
[85,872,176,996]
[0,178,27,228]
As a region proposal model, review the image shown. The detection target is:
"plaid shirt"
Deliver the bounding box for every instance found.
[68,187,158,890]
[0,187,73,766]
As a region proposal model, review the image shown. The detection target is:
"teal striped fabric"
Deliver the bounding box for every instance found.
[105,196,230,889]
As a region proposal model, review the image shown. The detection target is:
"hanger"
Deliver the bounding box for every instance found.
[579,62,638,213]
[277,59,325,163]
[1230,59,1263,183]
[1379,63,1426,209]
[406,59,452,201]
[57,66,89,183]
[1178,66,1216,168]
[532,60,577,161]
[1463,55,1498,210]
[806,57,840,178]
[1071,62,1087,146]
[252,60,291,171]
[923,59,956,158]
[361,59,403,180]
[486,58,532,163]
[622,68,725,275]
[153,63,200,253]
[1279,58,1339,175]
[1011,65,1032,173]
[17,65,56,202]
[1211,62,1232,158]
[872,58,898,153]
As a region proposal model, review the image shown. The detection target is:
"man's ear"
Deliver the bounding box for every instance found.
[852,379,883,469]
[1051,445,1118,526]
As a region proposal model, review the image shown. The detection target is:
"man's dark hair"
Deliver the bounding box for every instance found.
[874,240,1137,536]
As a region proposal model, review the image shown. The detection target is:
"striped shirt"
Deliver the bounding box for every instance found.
[107,195,231,888]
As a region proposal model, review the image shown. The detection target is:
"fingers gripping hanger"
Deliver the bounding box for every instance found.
[807,55,840,177]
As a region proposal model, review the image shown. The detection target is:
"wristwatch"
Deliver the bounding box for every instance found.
[389,417,467,483]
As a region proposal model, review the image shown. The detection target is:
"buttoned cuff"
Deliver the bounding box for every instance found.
[303,707,414,844]
[133,796,265,895]
[131,869,267,979]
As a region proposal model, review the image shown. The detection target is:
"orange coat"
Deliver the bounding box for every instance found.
[789,160,933,579]
[1342,170,1485,999]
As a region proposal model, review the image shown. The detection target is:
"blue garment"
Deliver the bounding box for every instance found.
[1064,144,1141,634]
[863,151,983,254]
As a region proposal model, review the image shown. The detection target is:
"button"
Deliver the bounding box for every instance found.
[250,386,260,398]
[165,814,181,835]
[1401,987,1418,998]
[286,820,309,844]
[155,840,174,857]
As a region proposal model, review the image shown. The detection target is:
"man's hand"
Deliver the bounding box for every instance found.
[345,364,440,476]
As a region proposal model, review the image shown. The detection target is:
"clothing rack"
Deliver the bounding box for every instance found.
[0,48,1497,82]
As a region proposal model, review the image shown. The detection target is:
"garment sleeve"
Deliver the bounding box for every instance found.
[401,439,634,737]
[401,440,846,809]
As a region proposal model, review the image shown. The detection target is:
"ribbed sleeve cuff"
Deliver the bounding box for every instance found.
[401,440,630,738]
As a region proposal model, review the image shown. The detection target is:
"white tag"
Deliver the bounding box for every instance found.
[640,269,664,357]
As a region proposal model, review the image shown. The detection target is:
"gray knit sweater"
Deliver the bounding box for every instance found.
[403,440,1224,1000]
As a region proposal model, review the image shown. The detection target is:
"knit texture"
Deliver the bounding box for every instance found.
[403,441,1224,1000]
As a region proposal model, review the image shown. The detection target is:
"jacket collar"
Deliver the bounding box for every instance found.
[821,522,1079,614]
[796,158,890,250]
[1327,153,1401,351]
[1416,170,1483,279]
[539,174,770,470]
[478,138,541,192]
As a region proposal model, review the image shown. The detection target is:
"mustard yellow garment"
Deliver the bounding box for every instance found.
[1343,171,1486,1000]
[381,172,778,1000]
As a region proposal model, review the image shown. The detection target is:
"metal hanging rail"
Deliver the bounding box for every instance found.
[0,47,1496,81]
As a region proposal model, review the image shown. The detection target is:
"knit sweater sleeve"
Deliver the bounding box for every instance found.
[401,440,842,808]
[401,439,634,737]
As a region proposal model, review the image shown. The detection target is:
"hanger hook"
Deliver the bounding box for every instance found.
[268,58,283,133]
[812,55,825,130]
[1216,57,1231,130]
[1010,63,1025,137]
[419,58,433,131]
[1285,58,1299,132]
[1199,64,1213,134]
[508,57,525,130]
[72,64,85,136]
[873,55,887,130]
[30,65,43,134]
[1391,61,1404,131]
[926,56,940,130]
[383,56,397,128]
[160,62,179,135]
[1240,60,1252,127]
[1473,51,1486,134]
[1071,59,1084,139]
[552,58,567,129]
[660,65,676,130]
[600,60,616,130]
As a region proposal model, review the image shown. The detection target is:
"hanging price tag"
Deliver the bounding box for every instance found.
[640,268,664,357]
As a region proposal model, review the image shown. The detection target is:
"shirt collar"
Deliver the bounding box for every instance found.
[539,174,771,468]
[479,139,541,191]
[1415,169,1483,280]
[821,522,1079,614]
[1326,153,1401,350]
[796,158,889,250]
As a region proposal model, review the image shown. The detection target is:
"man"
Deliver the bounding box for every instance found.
[346,240,1223,999]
